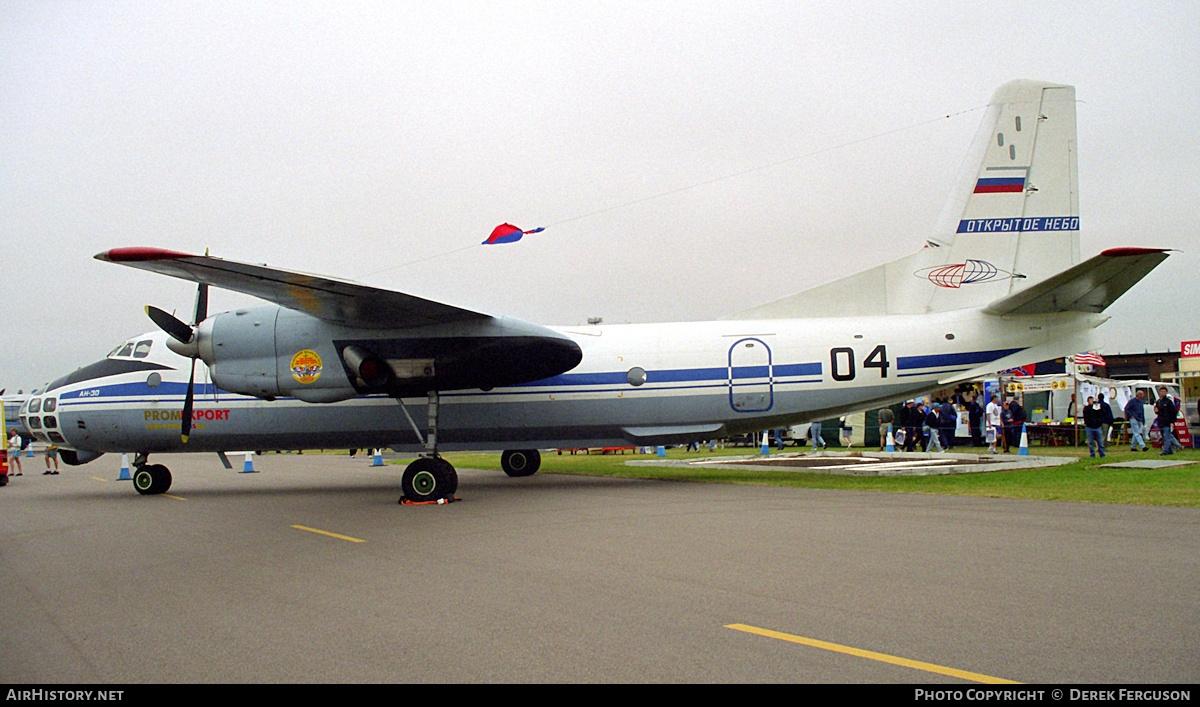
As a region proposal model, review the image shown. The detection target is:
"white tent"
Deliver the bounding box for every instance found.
[1000,373,1176,423]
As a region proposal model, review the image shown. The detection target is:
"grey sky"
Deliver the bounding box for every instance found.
[2,1,1197,391]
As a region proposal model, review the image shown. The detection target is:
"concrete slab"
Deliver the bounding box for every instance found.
[1100,458,1197,469]
[628,450,1075,476]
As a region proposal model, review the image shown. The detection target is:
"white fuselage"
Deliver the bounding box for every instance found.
[24,308,1101,456]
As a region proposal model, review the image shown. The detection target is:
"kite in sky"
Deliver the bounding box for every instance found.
[483,223,545,245]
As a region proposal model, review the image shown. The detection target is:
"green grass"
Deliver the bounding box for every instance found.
[426,445,1200,508]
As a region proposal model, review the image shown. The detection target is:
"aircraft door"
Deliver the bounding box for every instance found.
[728,338,772,413]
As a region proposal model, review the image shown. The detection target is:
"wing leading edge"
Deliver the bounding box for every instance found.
[97,247,490,329]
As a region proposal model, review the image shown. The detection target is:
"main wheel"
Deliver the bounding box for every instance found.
[501,449,540,477]
[133,464,172,495]
[401,457,457,502]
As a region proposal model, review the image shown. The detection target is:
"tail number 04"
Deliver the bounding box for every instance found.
[830,345,889,381]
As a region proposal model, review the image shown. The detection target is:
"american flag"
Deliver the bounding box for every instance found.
[1074,352,1106,366]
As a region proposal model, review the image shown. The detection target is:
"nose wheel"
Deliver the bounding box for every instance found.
[132,463,173,495]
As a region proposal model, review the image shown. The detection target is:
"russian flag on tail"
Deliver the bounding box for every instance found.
[483,223,545,245]
[973,176,1026,193]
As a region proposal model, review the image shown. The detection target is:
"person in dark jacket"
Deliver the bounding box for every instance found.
[1098,393,1114,442]
[1155,386,1182,456]
[938,399,957,450]
[1001,400,1015,450]
[1007,397,1027,450]
[902,400,920,452]
[1083,395,1105,458]
[966,393,985,447]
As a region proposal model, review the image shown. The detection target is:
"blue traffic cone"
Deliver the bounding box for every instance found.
[371,449,384,467]
[886,423,895,452]
[1018,424,1029,456]
[760,431,770,455]
[241,452,257,473]
[656,446,666,457]
[117,453,131,481]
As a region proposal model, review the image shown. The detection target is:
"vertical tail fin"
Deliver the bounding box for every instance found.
[729,80,1082,319]
[924,79,1080,311]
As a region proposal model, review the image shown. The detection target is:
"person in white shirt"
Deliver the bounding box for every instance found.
[985,394,1004,454]
[7,432,22,476]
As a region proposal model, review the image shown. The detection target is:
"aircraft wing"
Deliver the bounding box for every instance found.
[983,248,1171,316]
[96,247,489,329]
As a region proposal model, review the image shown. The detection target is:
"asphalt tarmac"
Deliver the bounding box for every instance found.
[1,452,1197,684]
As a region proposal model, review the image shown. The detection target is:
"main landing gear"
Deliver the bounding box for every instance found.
[131,454,173,495]
[395,392,544,503]
[400,456,457,502]
[398,390,459,504]
[500,449,540,477]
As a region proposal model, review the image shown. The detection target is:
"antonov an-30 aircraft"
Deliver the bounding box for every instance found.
[21,80,1169,503]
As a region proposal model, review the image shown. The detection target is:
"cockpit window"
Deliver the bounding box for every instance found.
[109,339,155,359]
[42,398,56,413]
[29,398,41,414]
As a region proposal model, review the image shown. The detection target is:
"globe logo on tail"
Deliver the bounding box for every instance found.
[916,260,1012,288]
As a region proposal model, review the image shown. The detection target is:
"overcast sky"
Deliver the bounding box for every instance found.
[2,1,1197,391]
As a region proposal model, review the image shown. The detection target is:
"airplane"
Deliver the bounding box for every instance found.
[18,79,1170,503]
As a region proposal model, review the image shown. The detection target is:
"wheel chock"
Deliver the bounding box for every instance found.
[398,496,460,506]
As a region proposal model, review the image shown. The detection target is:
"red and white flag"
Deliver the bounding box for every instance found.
[1073,352,1106,366]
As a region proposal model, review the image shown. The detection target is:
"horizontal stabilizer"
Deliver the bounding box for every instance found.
[982,248,1170,316]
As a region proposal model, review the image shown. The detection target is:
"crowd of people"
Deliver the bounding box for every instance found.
[869,385,1187,456]
[877,393,1028,454]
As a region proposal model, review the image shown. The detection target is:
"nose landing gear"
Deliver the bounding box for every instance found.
[131,456,172,495]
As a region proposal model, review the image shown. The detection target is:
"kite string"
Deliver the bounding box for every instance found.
[361,105,983,279]
[541,106,984,229]
[360,243,477,277]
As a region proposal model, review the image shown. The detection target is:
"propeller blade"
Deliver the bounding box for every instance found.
[181,358,196,443]
[193,283,208,326]
[146,305,194,345]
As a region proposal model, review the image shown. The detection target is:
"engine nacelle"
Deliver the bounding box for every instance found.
[196,304,583,403]
[198,306,358,402]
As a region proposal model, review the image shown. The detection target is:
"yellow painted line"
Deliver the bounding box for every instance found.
[163,494,187,501]
[291,525,365,543]
[725,624,1020,684]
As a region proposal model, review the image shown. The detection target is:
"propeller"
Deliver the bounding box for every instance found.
[145,284,208,443]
